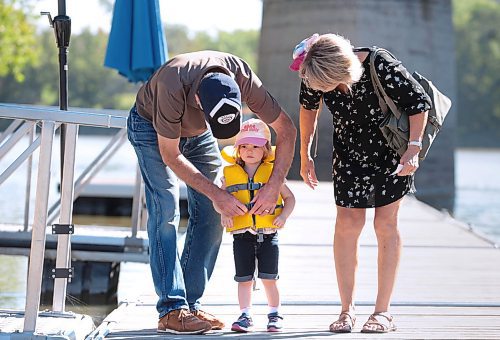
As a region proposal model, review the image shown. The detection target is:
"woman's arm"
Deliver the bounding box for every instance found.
[373,51,432,176]
[398,111,428,176]
[300,105,321,189]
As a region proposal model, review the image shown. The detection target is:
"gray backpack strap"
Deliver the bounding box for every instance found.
[369,47,402,120]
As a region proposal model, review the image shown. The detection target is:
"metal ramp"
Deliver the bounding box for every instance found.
[0,103,147,339]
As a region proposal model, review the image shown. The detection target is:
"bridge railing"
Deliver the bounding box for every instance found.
[0,103,145,334]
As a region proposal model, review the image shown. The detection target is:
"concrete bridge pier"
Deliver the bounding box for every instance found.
[258,0,457,211]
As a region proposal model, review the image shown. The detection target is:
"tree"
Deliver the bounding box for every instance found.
[453,0,500,146]
[68,29,138,109]
[165,25,259,71]
[0,0,39,82]
[0,24,259,111]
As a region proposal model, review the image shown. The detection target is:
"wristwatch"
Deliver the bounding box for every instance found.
[408,140,423,149]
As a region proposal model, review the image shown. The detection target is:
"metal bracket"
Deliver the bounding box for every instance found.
[124,236,145,253]
[52,223,74,234]
[51,267,74,282]
[40,11,54,27]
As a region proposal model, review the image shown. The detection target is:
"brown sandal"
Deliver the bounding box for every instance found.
[361,312,397,333]
[329,311,356,333]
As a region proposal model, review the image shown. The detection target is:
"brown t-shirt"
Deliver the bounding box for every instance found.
[135,50,283,138]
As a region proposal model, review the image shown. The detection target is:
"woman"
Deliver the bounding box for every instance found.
[291,33,431,333]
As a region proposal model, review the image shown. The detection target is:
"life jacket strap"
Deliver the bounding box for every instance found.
[244,203,284,211]
[226,182,264,193]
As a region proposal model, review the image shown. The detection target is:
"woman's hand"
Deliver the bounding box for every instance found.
[300,156,319,189]
[397,145,420,176]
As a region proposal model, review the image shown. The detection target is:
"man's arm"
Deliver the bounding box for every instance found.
[249,111,296,215]
[157,134,247,217]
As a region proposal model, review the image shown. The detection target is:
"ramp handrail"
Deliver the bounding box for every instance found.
[0,103,145,332]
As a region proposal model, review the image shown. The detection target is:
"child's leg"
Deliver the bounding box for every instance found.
[233,232,257,313]
[261,279,280,309]
[257,233,283,332]
[232,233,257,332]
[256,232,280,311]
[238,281,254,311]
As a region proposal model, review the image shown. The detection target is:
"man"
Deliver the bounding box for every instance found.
[127,50,296,335]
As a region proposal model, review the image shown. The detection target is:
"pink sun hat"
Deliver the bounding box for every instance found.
[234,118,271,147]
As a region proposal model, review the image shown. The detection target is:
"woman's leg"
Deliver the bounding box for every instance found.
[372,198,403,313]
[334,206,366,313]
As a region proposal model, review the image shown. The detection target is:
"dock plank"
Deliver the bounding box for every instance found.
[94,181,500,339]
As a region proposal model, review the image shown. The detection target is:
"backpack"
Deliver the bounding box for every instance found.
[369,47,452,160]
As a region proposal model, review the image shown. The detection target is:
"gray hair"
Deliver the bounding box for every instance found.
[299,34,363,92]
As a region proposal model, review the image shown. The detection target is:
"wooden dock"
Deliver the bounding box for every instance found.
[89,180,500,339]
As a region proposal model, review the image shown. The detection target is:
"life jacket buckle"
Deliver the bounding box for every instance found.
[247,182,263,191]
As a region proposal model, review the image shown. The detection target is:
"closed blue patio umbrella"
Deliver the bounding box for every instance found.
[104,0,167,83]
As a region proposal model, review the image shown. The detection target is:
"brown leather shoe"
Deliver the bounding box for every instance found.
[157,308,212,334]
[192,309,225,330]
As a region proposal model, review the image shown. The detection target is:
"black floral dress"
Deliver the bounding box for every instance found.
[299,48,431,208]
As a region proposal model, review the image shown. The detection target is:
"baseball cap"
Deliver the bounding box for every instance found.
[198,72,242,139]
[234,118,271,147]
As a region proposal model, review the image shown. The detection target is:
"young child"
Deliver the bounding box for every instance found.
[220,118,295,333]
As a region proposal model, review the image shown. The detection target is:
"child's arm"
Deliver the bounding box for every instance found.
[273,183,295,228]
[220,177,233,229]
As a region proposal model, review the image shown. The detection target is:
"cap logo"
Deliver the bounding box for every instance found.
[217,113,236,125]
[241,124,259,132]
[208,97,241,118]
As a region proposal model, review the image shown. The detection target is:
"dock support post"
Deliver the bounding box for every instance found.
[23,120,56,332]
[53,123,79,312]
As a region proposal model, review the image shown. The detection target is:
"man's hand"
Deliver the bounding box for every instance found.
[249,182,281,216]
[212,188,248,217]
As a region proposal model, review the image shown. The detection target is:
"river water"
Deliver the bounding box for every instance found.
[0,136,498,321]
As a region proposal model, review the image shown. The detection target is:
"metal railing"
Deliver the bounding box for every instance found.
[0,103,145,334]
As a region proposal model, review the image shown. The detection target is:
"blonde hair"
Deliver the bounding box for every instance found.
[299,34,363,92]
[235,142,272,167]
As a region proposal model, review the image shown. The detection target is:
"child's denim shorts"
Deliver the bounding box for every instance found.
[232,231,279,282]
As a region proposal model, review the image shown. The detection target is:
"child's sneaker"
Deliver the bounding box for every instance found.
[231,313,253,332]
[267,312,284,332]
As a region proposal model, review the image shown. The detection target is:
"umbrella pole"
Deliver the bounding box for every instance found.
[52,2,73,313]
[41,1,73,314]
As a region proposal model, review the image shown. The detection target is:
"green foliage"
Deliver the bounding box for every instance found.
[166,25,259,71]
[453,0,500,146]
[68,29,138,109]
[0,30,57,105]
[0,16,258,111]
[0,29,138,109]
[0,0,39,81]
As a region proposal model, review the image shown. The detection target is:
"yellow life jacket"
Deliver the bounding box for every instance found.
[221,146,283,233]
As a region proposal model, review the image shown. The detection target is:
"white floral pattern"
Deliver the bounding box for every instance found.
[299,48,431,208]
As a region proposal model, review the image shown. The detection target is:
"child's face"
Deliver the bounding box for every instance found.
[239,144,265,165]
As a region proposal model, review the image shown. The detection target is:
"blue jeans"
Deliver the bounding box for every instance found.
[127,106,223,318]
